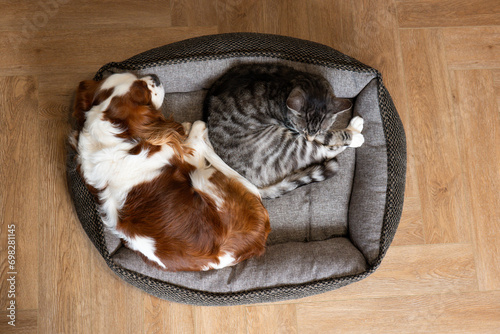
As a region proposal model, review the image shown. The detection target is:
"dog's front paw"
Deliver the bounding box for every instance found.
[182,122,192,135]
[191,120,207,132]
[188,121,208,140]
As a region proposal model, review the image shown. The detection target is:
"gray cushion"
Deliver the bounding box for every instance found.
[67,33,406,305]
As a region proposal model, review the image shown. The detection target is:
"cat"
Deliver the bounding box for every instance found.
[203,63,364,198]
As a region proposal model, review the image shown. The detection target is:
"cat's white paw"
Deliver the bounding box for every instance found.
[349,133,365,148]
[348,116,364,133]
[347,116,364,148]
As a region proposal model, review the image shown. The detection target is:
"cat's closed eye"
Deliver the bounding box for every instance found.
[293,117,307,133]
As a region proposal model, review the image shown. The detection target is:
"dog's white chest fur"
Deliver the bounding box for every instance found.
[78,107,176,231]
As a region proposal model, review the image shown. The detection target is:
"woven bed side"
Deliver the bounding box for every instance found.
[67,149,108,256]
[94,33,378,81]
[67,33,406,306]
[372,77,406,268]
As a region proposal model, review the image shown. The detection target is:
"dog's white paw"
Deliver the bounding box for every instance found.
[348,116,364,133]
[349,133,365,148]
[188,120,208,141]
[191,120,207,132]
[182,122,192,135]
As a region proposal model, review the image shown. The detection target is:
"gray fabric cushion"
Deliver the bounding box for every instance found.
[113,238,366,293]
[105,59,379,293]
[68,33,406,305]
[349,79,388,264]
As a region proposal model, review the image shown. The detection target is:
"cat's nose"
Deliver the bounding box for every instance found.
[306,134,316,142]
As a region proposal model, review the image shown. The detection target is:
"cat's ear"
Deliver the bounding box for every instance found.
[286,87,305,114]
[333,98,352,113]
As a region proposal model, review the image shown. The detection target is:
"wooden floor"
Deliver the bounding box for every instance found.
[1,1,499,333]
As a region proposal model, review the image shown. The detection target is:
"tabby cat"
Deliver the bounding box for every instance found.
[203,63,364,198]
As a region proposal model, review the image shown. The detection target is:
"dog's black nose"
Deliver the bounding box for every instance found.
[148,74,161,86]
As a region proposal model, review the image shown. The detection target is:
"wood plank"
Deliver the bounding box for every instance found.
[0,1,173,32]
[397,0,500,28]
[280,0,311,39]
[191,1,218,28]
[284,244,477,304]
[450,69,500,291]
[0,76,39,311]
[246,304,298,334]
[442,26,500,69]
[36,72,90,130]
[403,150,421,199]
[37,72,91,108]
[216,0,266,33]
[171,0,217,27]
[0,309,37,333]
[144,296,195,334]
[302,0,350,47]
[297,291,500,333]
[88,252,144,334]
[494,70,500,112]
[345,0,402,76]
[400,28,472,244]
[392,197,424,246]
[194,306,246,334]
[37,115,93,332]
[0,26,217,76]
[348,0,420,200]
[170,0,189,27]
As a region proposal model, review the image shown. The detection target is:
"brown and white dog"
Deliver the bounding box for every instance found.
[71,72,270,271]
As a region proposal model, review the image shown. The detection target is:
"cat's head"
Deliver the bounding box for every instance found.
[286,86,352,141]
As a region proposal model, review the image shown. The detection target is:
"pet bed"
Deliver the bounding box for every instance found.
[67,33,406,306]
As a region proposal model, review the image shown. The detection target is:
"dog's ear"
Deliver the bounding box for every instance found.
[134,115,188,159]
[75,80,99,111]
[141,117,185,145]
[74,79,114,130]
[129,80,152,106]
[73,80,100,129]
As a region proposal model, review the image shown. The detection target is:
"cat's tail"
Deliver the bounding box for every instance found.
[258,159,339,199]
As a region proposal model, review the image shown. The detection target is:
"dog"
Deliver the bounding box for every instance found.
[70,72,270,271]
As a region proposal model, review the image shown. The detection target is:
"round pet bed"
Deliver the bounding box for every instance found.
[67,33,406,306]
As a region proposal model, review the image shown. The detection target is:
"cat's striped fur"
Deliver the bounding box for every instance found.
[203,64,364,198]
